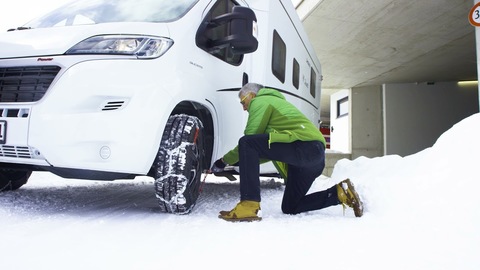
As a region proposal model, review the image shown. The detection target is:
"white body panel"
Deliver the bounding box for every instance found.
[0,0,321,179]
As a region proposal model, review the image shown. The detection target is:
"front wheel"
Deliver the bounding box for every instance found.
[153,114,205,214]
[0,169,32,191]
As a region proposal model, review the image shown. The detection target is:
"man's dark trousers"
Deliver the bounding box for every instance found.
[238,134,339,214]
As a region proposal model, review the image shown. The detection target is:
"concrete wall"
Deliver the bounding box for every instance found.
[350,85,384,159]
[327,81,478,173]
[323,152,351,177]
[383,82,479,156]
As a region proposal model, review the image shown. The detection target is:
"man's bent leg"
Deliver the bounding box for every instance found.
[237,134,302,201]
[280,141,339,214]
[238,135,327,203]
[238,134,267,201]
[281,165,317,214]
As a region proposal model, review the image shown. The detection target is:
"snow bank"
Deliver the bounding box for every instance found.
[329,113,480,269]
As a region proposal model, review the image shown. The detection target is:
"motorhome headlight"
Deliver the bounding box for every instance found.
[66,35,174,59]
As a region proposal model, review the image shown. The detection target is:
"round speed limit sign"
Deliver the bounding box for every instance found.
[469,2,480,27]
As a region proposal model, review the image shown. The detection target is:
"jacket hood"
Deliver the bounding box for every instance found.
[256,88,286,100]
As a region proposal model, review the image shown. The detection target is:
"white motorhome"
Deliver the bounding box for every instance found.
[0,0,322,213]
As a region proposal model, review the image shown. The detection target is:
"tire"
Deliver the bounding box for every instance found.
[153,114,205,214]
[0,169,32,191]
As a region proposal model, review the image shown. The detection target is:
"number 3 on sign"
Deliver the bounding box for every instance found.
[469,2,480,27]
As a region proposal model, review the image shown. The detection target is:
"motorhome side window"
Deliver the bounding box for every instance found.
[293,58,300,89]
[272,30,286,83]
[310,67,317,98]
[196,0,243,65]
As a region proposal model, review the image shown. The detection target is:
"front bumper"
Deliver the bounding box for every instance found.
[0,55,177,177]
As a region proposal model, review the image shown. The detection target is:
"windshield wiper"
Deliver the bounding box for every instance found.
[7,26,33,32]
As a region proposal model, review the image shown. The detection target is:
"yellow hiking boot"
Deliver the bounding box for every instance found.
[337,179,363,217]
[218,200,262,222]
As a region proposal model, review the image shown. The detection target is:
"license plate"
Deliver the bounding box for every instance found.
[0,121,6,144]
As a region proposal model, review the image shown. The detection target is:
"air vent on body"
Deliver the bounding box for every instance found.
[0,146,32,158]
[102,101,126,111]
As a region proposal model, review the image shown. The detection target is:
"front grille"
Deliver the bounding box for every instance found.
[0,66,61,102]
[0,145,32,159]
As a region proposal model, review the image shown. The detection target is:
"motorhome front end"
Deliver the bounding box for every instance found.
[0,0,322,214]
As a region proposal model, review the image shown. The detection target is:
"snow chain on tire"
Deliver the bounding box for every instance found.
[154,114,204,214]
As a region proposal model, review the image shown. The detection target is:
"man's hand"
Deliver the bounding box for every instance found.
[210,158,226,173]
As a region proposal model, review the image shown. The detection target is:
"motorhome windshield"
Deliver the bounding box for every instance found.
[24,0,199,28]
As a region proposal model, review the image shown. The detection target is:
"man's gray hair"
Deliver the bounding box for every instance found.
[238,83,264,98]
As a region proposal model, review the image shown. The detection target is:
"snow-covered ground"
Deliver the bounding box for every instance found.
[2,113,480,270]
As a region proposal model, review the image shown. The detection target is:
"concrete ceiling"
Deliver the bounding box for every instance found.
[297,0,477,122]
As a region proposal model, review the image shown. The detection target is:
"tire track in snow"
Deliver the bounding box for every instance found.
[0,172,286,220]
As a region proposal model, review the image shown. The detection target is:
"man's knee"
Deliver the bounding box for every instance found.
[239,134,259,142]
[281,203,298,215]
[238,135,249,147]
[238,134,268,149]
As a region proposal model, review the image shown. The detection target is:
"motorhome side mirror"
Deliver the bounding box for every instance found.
[197,6,258,55]
[225,6,258,54]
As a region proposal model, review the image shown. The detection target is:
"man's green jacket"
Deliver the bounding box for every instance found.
[222,88,326,178]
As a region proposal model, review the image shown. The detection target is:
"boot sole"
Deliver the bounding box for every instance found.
[218,214,262,222]
[342,179,364,217]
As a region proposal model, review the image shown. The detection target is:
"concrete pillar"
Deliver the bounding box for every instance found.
[350,85,384,159]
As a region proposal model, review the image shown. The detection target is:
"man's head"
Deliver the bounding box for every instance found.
[238,83,263,110]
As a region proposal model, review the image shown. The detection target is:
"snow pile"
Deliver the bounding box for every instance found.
[329,113,480,270]
[332,113,480,219]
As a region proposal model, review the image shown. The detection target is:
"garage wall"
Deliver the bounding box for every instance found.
[383,82,479,156]
[351,85,383,159]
